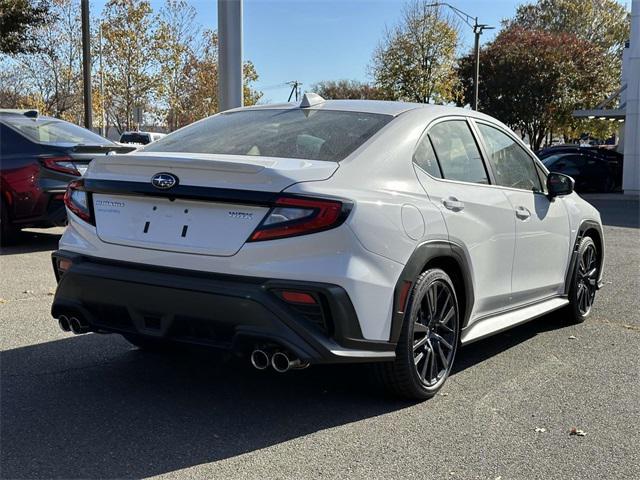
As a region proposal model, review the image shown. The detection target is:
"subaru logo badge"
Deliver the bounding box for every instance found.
[151,172,178,190]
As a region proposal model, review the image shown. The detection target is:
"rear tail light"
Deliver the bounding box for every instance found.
[41,156,81,176]
[64,180,94,224]
[249,196,350,241]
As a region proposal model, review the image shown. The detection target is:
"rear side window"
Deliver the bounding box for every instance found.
[477,123,542,192]
[413,135,442,178]
[1,116,111,146]
[143,109,393,161]
[428,120,488,184]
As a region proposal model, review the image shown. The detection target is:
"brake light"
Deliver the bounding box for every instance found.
[64,180,94,224]
[249,196,349,241]
[41,156,81,176]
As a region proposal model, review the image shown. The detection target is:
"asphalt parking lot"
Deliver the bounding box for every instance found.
[1,195,638,480]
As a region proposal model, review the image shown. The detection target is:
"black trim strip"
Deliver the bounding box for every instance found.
[84,179,279,206]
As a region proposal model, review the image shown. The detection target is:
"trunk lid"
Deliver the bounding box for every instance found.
[88,152,338,256]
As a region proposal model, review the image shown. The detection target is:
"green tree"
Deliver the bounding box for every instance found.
[458,27,614,150]
[508,0,630,59]
[311,79,384,100]
[0,0,50,54]
[370,1,460,104]
[101,0,160,133]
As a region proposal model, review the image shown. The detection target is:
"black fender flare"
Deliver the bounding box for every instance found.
[389,240,475,343]
[564,219,605,293]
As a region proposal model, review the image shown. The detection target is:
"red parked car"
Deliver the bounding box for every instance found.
[0,110,133,244]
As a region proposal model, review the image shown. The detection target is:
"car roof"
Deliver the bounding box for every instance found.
[225,99,477,118]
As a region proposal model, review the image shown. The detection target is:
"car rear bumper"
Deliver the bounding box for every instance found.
[51,250,396,364]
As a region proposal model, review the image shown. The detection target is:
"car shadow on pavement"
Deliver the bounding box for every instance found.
[0,230,62,256]
[1,312,570,479]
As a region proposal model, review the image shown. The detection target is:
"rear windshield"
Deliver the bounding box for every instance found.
[1,116,113,146]
[143,109,393,161]
[120,133,151,144]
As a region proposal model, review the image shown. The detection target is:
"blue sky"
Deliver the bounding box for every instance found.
[91,0,631,103]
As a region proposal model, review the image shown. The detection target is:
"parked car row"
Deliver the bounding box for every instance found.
[0,110,135,243]
[536,144,623,192]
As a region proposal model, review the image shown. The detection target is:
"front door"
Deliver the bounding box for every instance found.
[474,121,571,305]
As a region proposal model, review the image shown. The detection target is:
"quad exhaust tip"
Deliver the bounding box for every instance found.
[58,314,90,334]
[271,351,292,373]
[58,315,70,332]
[250,348,309,372]
[250,349,270,370]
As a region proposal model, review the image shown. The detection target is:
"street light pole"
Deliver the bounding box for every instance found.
[426,2,493,111]
[473,23,481,111]
[218,0,243,112]
[81,0,92,129]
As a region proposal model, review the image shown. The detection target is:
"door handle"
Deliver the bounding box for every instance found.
[443,197,464,212]
[515,206,531,220]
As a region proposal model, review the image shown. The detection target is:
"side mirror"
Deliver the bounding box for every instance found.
[547,172,574,197]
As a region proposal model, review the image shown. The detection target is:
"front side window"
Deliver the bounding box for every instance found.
[477,123,542,192]
[144,109,393,162]
[428,120,489,184]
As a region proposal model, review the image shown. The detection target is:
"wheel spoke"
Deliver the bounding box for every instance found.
[439,305,455,327]
[437,341,448,369]
[414,322,428,334]
[432,332,452,350]
[429,339,438,380]
[413,334,428,351]
[420,348,431,380]
[414,351,424,366]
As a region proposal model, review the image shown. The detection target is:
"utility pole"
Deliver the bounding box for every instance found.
[287,81,302,102]
[427,2,493,111]
[81,0,92,129]
[218,0,243,112]
[99,23,106,137]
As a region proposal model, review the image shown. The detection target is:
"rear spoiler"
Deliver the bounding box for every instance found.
[72,144,137,154]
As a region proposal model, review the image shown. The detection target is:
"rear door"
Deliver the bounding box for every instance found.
[413,118,515,319]
[474,121,571,305]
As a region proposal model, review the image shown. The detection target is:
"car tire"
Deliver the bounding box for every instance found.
[122,333,177,353]
[566,236,599,323]
[0,202,20,246]
[374,269,460,400]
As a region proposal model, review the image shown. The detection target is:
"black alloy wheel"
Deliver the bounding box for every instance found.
[568,236,599,323]
[375,269,460,399]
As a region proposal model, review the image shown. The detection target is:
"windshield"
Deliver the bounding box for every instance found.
[1,116,114,146]
[143,109,393,161]
[542,154,569,167]
[120,133,151,145]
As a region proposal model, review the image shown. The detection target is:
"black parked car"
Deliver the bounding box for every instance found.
[541,152,615,192]
[0,110,134,243]
[537,145,623,189]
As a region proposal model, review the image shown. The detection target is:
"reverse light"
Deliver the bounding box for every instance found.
[64,180,94,224]
[41,156,81,176]
[249,196,350,241]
